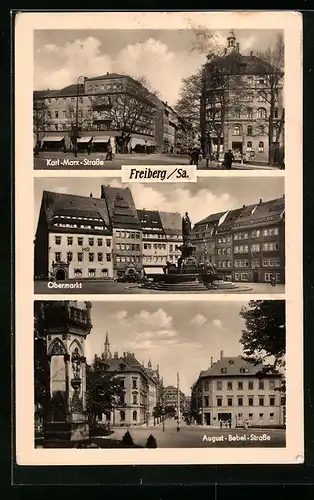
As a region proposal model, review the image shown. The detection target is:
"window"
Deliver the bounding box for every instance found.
[67,251,73,262]
[227,382,232,390]
[233,125,241,136]
[67,237,73,245]
[97,252,103,262]
[55,111,58,118]
[249,413,253,420]
[55,236,61,245]
[238,382,243,390]
[257,108,267,119]
[132,379,137,389]
[89,253,94,262]
[251,244,260,252]
[216,381,222,390]
[88,238,94,246]
[270,412,274,420]
[132,411,137,421]
[248,381,254,390]
[259,413,264,421]
[258,141,264,152]
[204,396,209,407]
[106,253,111,262]
[74,268,82,277]
[238,397,243,406]
[120,410,125,421]
[269,396,275,406]
[247,141,252,151]
[217,398,222,407]
[88,268,96,278]
[227,398,233,406]
[78,237,83,246]
[55,252,61,261]
[269,380,275,390]
[204,381,209,391]
[259,397,264,406]
[248,397,254,406]
[234,109,241,118]
[132,394,138,404]
[258,381,264,390]
[247,109,253,120]
[274,107,279,118]
[106,239,111,248]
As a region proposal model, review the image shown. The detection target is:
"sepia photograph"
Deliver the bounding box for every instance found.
[34,177,285,294]
[33,28,285,171]
[34,299,286,449]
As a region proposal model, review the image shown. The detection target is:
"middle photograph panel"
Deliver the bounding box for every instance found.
[34,176,285,295]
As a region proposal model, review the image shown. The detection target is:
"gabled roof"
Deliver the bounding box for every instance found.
[232,197,285,230]
[101,186,141,229]
[158,211,182,236]
[194,211,227,227]
[137,209,163,230]
[216,207,246,234]
[39,190,111,232]
[199,356,267,378]
[207,51,274,75]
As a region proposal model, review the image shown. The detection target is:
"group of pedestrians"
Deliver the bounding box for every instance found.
[189,147,235,169]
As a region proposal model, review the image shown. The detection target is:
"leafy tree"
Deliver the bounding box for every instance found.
[91,75,158,153]
[65,103,93,153]
[33,97,52,143]
[86,356,125,426]
[239,300,285,378]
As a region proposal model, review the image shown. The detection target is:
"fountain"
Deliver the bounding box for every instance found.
[142,212,247,292]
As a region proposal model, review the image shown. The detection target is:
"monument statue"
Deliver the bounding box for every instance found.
[71,347,81,379]
[182,212,192,240]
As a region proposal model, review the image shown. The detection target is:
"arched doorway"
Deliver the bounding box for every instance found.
[56,268,66,280]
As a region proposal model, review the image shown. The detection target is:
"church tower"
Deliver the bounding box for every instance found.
[103,332,112,360]
[226,29,236,53]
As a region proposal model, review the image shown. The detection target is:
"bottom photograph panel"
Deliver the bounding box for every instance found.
[34,299,286,449]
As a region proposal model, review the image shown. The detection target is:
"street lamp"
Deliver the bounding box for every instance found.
[162,407,166,432]
[74,75,85,157]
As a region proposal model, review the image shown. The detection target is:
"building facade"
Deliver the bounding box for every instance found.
[34,191,113,280]
[137,209,167,275]
[203,30,284,163]
[93,334,160,427]
[215,207,245,280]
[158,211,183,266]
[191,352,284,428]
[162,385,185,411]
[191,211,229,265]
[100,185,143,278]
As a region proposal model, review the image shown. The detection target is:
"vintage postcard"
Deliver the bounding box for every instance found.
[15,11,302,466]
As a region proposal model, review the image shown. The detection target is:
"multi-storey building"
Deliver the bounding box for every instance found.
[100,186,142,278]
[191,211,229,265]
[215,207,245,280]
[191,352,284,427]
[158,211,183,266]
[34,73,190,155]
[231,196,285,284]
[93,334,159,426]
[203,30,284,163]
[137,209,167,275]
[162,385,185,411]
[34,191,113,280]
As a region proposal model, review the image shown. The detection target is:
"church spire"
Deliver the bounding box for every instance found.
[103,331,112,359]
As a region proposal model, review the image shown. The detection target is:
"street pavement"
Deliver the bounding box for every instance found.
[99,418,285,448]
[34,280,285,295]
[33,152,280,170]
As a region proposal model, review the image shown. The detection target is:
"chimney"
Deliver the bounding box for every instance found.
[106,72,109,75]
[242,204,246,208]
[220,350,224,360]
[259,198,263,203]
[250,50,253,56]
[236,42,240,53]
[283,194,285,199]
[210,357,213,367]
[90,192,93,198]
[123,352,126,358]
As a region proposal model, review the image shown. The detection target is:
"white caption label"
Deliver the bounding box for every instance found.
[121,165,197,183]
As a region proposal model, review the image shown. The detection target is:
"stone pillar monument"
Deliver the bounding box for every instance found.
[42,301,92,447]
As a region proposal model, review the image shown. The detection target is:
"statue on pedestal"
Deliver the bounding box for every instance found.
[182,212,192,243]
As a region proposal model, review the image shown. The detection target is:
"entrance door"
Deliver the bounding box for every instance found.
[56,268,66,280]
[205,413,211,425]
[232,142,243,153]
[218,412,232,427]
[253,270,259,283]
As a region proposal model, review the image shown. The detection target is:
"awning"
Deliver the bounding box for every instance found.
[146,140,156,147]
[42,136,65,142]
[144,267,164,275]
[92,136,110,143]
[132,138,147,146]
[77,136,93,143]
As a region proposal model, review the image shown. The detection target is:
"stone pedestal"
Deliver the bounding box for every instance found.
[42,301,92,447]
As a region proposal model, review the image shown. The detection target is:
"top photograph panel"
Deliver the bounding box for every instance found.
[33,28,285,171]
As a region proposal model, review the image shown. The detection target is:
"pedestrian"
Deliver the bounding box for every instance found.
[87,142,91,155]
[229,419,232,429]
[220,419,222,429]
[223,150,234,170]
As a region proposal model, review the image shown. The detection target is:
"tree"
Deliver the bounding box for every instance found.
[91,75,158,153]
[86,356,125,427]
[255,34,285,164]
[65,103,93,150]
[239,300,285,376]
[33,98,52,143]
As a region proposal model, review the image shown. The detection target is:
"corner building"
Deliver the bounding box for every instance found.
[191,353,284,428]
[34,191,113,280]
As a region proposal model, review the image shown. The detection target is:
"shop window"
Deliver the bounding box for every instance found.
[247,141,252,151]
[258,141,264,152]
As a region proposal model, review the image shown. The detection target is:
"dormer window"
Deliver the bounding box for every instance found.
[119,364,125,371]
[229,360,234,365]
[239,367,246,373]
[221,367,227,374]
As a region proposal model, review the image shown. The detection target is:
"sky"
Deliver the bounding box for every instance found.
[34,29,282,106]
[34,177,284,234]
[82,299,253,394]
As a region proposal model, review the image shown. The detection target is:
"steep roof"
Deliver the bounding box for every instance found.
[194,211,227,227]
[158,211,182,236]
[40,190,111,232]
[46,84,85,98]
[99,352,157,383]
[232,197,285,230]
[33,90,53,100]
[216,207,246,234]
[101,186,141,229]
[137,209,163,231]
[199,356,268,378]
[207,51,274,75]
